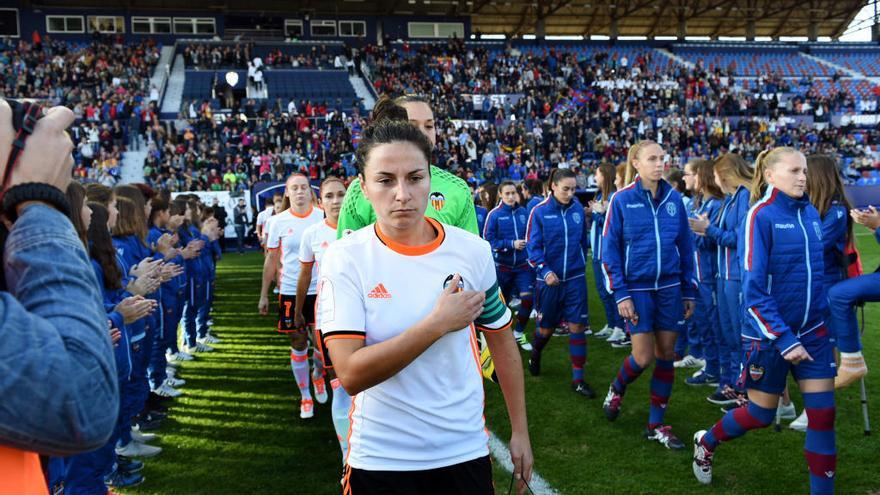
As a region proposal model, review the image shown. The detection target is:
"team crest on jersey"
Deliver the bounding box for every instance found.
[519,215,526,224]
[430,192,446,211]
[749,364,765,382]
[572,212,582,224]
[813,221,822,240]
[666,202,677,217]
[442,274,465,292]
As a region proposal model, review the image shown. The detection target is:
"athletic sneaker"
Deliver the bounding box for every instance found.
[674,355,706,369]
[611,334,631,348]
[130,428,157,443]
[165,365,177,377]
[720,394,748,413]
[166,351,192,363]
[583,328,593,336]
[594,325,613,339]
[165,376,186,387]
[198,334,221,345]
[645,425,685,450]
[706,386,739,406]
[105,468,144,488]
[572,381,596,399]
[116,441,162,458]
[777,402,797,420]
[116,455,144,474]
[789,410,808,432]
[692,430,714,484]
[528,356,541,376]
[606,327,626,344]
[313,376,329,404]
[553,325,570,337]
[300,399,315,419]
[513,331,533,351]
[152,383,182,398]
[686,371,719,388]
[185,343,213,354]
[603,385,623,421]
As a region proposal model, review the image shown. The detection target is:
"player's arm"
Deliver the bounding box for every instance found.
[258,222,280,314]
[294,230,315,328]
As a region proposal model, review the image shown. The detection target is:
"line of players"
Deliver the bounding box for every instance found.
[254,94,878,493]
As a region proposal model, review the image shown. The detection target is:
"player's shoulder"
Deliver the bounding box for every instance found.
[442,223,491,254]
[327,225,374,255]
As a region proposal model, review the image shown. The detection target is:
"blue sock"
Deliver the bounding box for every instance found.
[612,355,645,394]
[701,401,775,450]
[803,391,836,495]
[569,333,586,384]
[648,359,674,429]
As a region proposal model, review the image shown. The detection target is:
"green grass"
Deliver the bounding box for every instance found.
[122,226,880,495]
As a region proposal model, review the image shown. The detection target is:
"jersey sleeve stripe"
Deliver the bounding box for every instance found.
[324,334,366,342]
[475,310,513,333]
[323,329,367,338]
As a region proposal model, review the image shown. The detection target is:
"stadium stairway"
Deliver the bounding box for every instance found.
[801,52,865,78]
[655,48,694,70]
[151,45,175,100]
[247,78,268,99]
[160,54,187,118]
[120,148,147,185]
[349,74,376,110]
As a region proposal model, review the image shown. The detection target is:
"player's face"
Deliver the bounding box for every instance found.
[81,202,92,232]
[401,102,436,148]
[361,142,430,232]
[168,213,185,230]
[107,196,119,230]
[286,175,311,210]
[320,182,347,222]
[552,177,576,205]
[634,144,665,183]
[500,185,518,207]
[766,152,807,199]
[683,164,697,192]
[614,173,624,190]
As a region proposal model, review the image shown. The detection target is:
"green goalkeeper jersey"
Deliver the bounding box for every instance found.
[337,165,479,238]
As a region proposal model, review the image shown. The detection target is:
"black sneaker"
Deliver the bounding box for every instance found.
[706,387,739,406]
[528,356,541,376]
[572,381,596,398]
[645,425,685,450]
[611,334,631,348]
[720,394,749,413]
[117,455,144,474]
[553,326,570,337]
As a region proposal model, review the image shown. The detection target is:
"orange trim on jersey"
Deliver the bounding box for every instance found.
[324,334,366,342]
[325,219,338,229]
[374,217,445,256]
[300,260,315,266]
[475,318,513,334]
[344,396,357,466]
[289,205,314,219]
[467,325,483,380]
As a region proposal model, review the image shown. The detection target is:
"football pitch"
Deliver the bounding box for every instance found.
[120,227,880,495]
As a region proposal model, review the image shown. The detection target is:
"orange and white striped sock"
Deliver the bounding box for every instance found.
[290,347,312,400]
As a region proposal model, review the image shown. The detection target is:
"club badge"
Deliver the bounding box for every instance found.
[749,364,765,382]
[430,192,446,212]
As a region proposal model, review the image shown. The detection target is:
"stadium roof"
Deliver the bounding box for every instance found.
[28,0,871,39]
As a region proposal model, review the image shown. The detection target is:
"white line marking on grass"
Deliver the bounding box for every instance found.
[488,431,560,495]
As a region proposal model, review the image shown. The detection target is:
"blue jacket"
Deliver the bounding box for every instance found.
[601,177,697,304]
[177,225,207,284]
[589,191,608,262]
[693,197,723,283]
[113,234,160,332]
[526,195,589,282]
[526,195,544,217]
[484,202,530,268]
[706,185,750,281]
[475,205,488,238]
[148,226,187,301]
[819,202,848,286]
[741,187,828,355]
[0,204,117,454]
[91,259,131,381]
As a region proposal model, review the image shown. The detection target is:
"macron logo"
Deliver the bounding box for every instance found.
[367,283,392,299]
[774,223,795,229]
[625,203,645,209]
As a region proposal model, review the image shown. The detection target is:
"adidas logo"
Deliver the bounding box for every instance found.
[367,283,392,299]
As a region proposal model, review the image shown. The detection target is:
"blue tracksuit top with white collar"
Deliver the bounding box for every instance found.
[526,195,544,217]
[741,187,827,355]
[475,205,488,238]
[693,197,723,283]
[485,202,530,268]
[526,195,589,282]
[589,191,609,262]
[177,225,207,281]
[819,201,848,284]
[706,185,750,281]
[601,176,697,304]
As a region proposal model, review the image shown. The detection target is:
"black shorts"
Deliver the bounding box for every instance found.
[342,455,493,495]
[277,294,316,333]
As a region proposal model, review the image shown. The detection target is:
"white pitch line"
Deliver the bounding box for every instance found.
[488,431,560,495]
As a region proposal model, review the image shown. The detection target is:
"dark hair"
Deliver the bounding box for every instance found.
[691,159,723,203]
[85,183,113,207]
[525,178,544,198]
[596,163,617,201]
[548,168,577,193]
[394,94,431,107]
[113,197,147,240]
[132,183,156,201]
[87,202,123,290]
[187,199,203,230]
[498,180,518,195]
[807,154,853,245]
[371,95,409,123]
[355,119,432,176]
[480,183,499,209]
[170,198,188,218]
[150,197,169,226]
[66,182,88,249]
[664,168,686,194]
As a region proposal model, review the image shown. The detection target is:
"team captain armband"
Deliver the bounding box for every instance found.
[474,281,512,333]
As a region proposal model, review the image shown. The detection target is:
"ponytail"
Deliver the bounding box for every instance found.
[370,95,409,124]
[749,147,801,205]
[624,140,657,185]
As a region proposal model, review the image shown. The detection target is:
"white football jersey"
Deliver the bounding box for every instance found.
[265,206,324,295]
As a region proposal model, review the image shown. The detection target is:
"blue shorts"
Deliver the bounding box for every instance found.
[497,265,535,299]
[740,326,837,394]
[536,277,588,329]
[625,285,685,335]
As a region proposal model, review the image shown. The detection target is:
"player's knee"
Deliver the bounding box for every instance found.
[633,351,654,368]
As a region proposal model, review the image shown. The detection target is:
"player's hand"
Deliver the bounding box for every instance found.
[544,272,560,286]
[115,295,156,324]
[509,431,534,494]
[294,310,306,331]
[131,257,162,278]
[618,299,639,325]
[513,239,526,250]
[683,299,695,320]
[258,294,269,315]
[783,344,813,365]
[851,205,880,230]
[589,199,606,214]
[160,262,184,282]
[109,325,122,347]
[689,213,710,235]
[428,273,485,336]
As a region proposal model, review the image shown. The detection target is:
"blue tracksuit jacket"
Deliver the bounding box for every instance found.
[526,195,589,282]
[485,202,530,268]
